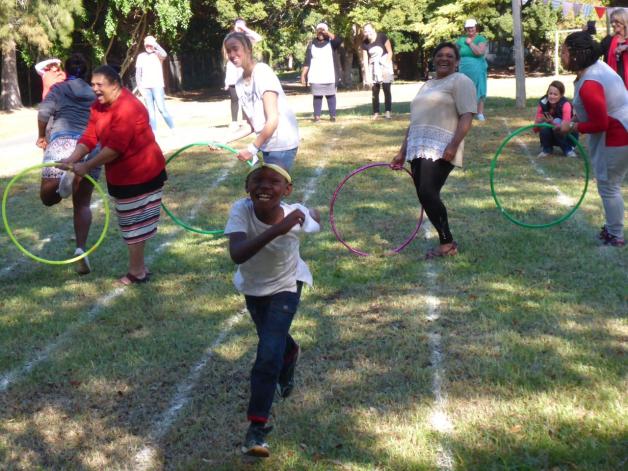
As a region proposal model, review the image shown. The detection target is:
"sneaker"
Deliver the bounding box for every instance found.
[371,113,379,120]
[277,345,299,399]
[228,121,239,132]
[598,225,610,241]
[330,115,336,122]
[57,171,74,198]
[604,234,625,247]
[241,423,272,457]
[566,150,577,158]
[476,113,486,121]
[313,116,321,123]
[74,248,91,275]
[385,111,391,119]
[537,151,551,158]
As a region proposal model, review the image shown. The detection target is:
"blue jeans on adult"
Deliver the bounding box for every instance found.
[244,282,302,422]
[539,127,577,155]
[261,147,298,171]
[140,87,174,132]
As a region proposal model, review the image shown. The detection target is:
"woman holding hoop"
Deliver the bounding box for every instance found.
[559,32,628,247]
[61,65,167,284]
[36,53,100,275]
[224,19,262,131]
[220,32,299,170]
[391,42,476,259]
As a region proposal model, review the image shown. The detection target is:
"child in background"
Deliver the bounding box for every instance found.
[35,58,66,99]
[534,80,578,158]
[224,162,320,458]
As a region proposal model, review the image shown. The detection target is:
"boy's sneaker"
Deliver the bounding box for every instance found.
[277,345,299,399]
[476,113,486,121]
[566,150,577,158]
[241,423,272,457]
[74,248,91,275]
[57,171,74,198]
[537,151,551,158]
[604,234,625,247]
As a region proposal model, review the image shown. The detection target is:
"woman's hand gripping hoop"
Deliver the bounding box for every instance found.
[2,162,110,265]
[329,162,424,256]
[489,123,589,229]
[161,141,254,235]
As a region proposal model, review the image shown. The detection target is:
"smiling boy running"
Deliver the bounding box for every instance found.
[224,162,320,457]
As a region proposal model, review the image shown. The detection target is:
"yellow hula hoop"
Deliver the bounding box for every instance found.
[2,162,110,265]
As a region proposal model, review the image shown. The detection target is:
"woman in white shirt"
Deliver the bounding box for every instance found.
[221,32,299,170]
[224,20,262,131]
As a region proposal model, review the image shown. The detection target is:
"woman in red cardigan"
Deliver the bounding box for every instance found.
[601,8,628,88]
[62,65,167,284]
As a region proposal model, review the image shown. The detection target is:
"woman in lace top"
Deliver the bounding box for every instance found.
[391,42,477,259]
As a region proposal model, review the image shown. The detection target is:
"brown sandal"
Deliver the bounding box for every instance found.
[118,272,150,286]
[425,241,458,260]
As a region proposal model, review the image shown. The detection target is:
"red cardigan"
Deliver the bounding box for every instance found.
[79,88,166,186]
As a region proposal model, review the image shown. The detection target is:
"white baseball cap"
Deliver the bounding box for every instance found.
[316,22,329,32]
[144,35,157,46]
[464,19,477,28]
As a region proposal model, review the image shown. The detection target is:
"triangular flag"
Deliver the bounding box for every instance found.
[522,0,530,5]
[594,6,606,19]
[573,3,582,16]
[551,0,561,10]
[563,1,573,16]
[582,4,592,17]
[543,0,549,5]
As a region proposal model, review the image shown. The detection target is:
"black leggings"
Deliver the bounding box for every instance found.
[372,82,392,114]
[229,85,239,122]
[411,158,454,244]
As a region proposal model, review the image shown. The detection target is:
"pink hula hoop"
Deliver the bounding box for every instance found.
[329,162,424,257]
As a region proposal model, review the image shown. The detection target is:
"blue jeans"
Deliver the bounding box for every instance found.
[140,87,174,132]
[261,147,298,171]
[539,127,577,154]
[244,282,302,422]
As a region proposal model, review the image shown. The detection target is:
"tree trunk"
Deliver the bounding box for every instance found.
[1,40,23,111]
[339,44,354,87]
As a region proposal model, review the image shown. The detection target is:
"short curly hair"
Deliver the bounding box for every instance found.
[563,31,601,71]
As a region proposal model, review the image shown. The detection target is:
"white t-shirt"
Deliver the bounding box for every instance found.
[235,63,299,152]
[135,50,166,89]
[224,198,319,297]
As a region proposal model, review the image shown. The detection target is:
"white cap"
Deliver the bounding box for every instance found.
[464,19,477,28]
[316,22,329,32]
[144,35,157,46]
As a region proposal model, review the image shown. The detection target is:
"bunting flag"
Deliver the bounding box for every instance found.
[594,6,606,19]
[563,1,574,16]
[573,3,582,16]
[543,0,549,5]
[582,4,593,18]
[551,0,562,10]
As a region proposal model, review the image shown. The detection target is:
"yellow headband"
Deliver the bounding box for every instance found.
[247,162,292,184]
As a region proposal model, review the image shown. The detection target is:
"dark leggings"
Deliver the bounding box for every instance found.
[313,95,337,118]
[229,85,239,122]
[411,158,455,245]
[372,82,392,114]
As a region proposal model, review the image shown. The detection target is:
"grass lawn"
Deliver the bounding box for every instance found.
[0,83,626,470]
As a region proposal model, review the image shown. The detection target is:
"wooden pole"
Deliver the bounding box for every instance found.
[512,0,526,108]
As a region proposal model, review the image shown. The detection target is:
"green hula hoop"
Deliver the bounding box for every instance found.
[161,141,253,235]
[2,162,110,265]
[489,123,589,229]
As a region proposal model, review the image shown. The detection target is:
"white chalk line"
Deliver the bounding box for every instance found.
[132,124,339,469]
[421,222,455,471]
[0,157,237,394]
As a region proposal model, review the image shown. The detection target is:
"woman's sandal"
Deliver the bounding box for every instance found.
[119,272,150,286]
[425,241,458,260]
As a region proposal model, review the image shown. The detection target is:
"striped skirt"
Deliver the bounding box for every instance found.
[115,188,163,245]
